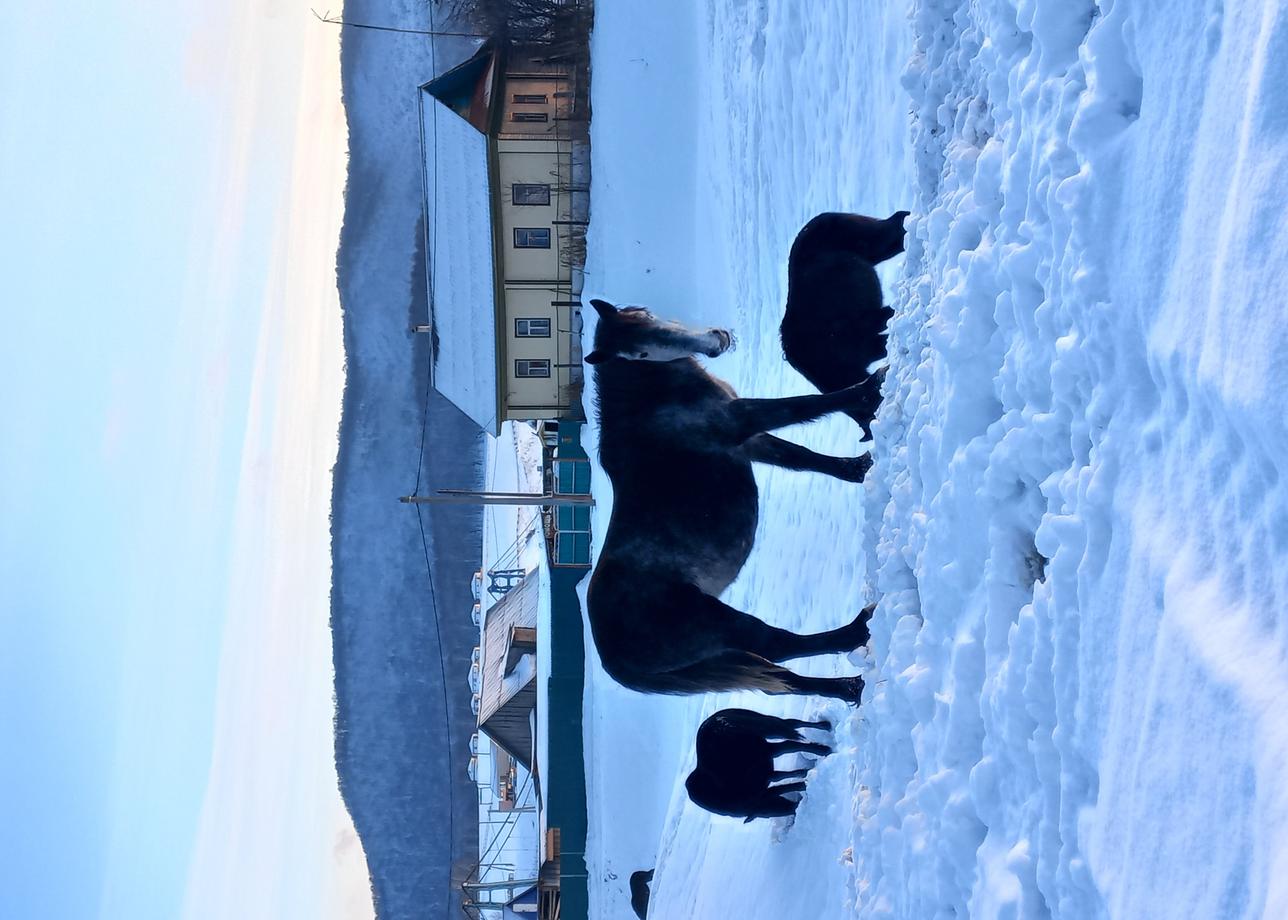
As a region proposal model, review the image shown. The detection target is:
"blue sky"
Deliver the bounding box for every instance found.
[0,3,370,917]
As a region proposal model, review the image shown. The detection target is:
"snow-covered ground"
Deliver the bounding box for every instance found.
[581,1,1288,918]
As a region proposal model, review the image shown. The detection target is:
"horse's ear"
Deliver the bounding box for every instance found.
[743,816,755,824]
[590,299,617,317]
[584,350,608,364]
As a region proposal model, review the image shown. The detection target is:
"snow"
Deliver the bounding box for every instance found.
[580,1,1288,918]
[424,96,500,435]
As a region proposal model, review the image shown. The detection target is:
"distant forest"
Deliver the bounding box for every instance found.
[441,0,593,63]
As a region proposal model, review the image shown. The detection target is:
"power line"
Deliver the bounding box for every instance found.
[407,13,461,920]
[312,8,487,38]
[411,503,457,919]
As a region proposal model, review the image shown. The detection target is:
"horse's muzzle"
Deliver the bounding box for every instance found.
[708,328,736,356]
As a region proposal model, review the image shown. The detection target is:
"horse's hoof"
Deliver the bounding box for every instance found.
[847,606,874,647]
[838,455,873,482]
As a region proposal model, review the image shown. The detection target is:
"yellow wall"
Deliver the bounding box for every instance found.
[490,64,582,424]
[497,72,568,139]
[496,141,572,283]
[501,285,579,419]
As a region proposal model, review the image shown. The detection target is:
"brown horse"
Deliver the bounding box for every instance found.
[585,299,872,701]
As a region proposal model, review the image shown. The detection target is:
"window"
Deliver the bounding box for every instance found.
[512,183,551,206]
[515,359,551,378]
[513,228,551,249]
[511,111,549,123]
[512,93,548,104]
[515,318,551,338]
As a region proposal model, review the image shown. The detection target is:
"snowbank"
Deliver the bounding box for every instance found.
[584,1,1288,918]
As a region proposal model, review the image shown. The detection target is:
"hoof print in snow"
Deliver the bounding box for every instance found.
[1023,544,1049,589]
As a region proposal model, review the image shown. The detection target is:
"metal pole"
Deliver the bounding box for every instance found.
[463,877,541,894]
[401,491,594,507]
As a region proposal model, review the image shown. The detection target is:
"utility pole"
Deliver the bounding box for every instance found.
[401,490,594,507]
[464,877,540,894]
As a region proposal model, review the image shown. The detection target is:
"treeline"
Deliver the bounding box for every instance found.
[440,0,593,64]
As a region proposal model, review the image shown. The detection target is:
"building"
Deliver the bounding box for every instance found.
[419,43,589,435]
[477,570,541,771]
[467,421,593,920]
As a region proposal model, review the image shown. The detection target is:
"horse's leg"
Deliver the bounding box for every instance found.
[761,603,874,661]
[689,587,873,662]
[770,769,810,781]
[726,385,875,441]
[788,718,833,731]
[772,608,872,659]
[742,433,871,483]
[661,653,865,703]
[742,793,800,821]
[766,780,809,795]
[754,713,826,740]
[770,740,832,757]
[720,710,802,740]
[782,672,865,703]
[733,710,829,739]
[692,589,872,662]
[763,717,834,736]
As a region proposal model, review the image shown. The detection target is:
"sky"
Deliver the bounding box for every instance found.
[0,2,373,918]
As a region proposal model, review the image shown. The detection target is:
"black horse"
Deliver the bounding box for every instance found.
[781,210,910,438]
[585,299,872,701]
[685,708,833,822]
[629,869,653,919]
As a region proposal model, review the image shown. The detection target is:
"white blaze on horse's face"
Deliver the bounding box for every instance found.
[585,299,735,365]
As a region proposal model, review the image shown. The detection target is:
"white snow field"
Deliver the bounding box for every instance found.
[580,1,1288,918]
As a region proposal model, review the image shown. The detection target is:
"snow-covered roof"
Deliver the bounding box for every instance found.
[422,90,501,435]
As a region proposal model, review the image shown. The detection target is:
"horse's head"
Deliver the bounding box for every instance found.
[584,299,734,365]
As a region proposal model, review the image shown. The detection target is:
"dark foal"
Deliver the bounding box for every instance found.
[781,210,910,439]
[629,869,653,919]
[685,708,834,822]
[585,299,872,701]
